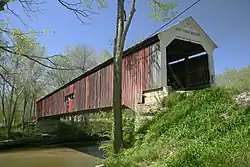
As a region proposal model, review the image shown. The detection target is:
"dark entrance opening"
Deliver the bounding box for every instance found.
[166,39,210,91]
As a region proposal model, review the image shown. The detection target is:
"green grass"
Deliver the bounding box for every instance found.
[103,87,250,167]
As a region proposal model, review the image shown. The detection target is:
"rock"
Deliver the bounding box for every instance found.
[235,92,250,108]
[94,164,105,167]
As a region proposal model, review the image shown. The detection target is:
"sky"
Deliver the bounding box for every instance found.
[4,0,250,75]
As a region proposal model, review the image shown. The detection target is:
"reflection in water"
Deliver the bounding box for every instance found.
[0,145,103,167]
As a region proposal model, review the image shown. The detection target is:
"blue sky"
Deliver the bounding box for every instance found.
[5,0,250,74]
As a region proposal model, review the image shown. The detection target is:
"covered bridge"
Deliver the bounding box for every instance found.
[36,17,217,119]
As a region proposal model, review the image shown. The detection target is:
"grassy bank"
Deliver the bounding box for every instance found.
[103,87,250,167]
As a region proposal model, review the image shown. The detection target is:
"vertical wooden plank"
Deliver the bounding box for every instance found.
[102,67,105,107]
[60,90,63,114]
[47,97,49,116]
[128,54,132,108]
[73,82,77,112]
[126,56,129,106]
[95,73,98,108]
[92,74,95,109]
[106,66,108,107]
[133,52,136,106]
[45,99,47,116]
[48,98,50,116]
[139,50,143,103]
[145,46,149,90]
[124,56,127,106]
[99,69,102,108]
[127,56,130,106]
[109,64,113,106]
[50,96,52,116]
[98,70,101,108]
[106,65,110,107]
[85,77,88,110]
[62,88,66,113]
[146,46,150,90]
[92,73,95,109]
[51,96,53,115]
[81,80,84,111]
[41,101,43,117]
[134,52,138,108]
[105,66,109,107]
[90,74,94,109]
[42,100,44,117]
[58,92,60,114]
[101,68,105,108]
[79,79,82,110]
[124,57,127,106]
[82,78,86,111]
[58,92,60,115]
[68,84,74,112]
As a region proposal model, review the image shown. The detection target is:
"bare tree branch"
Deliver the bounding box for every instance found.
[121,0,136,48]
[0,73,13,88]
[18,0,45,18]
[0,45,73,70]
[5,5,36,33]
[57,0,98,24]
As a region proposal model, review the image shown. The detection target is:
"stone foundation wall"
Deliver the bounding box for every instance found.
[135,87,170,129]
[143,87,170,106]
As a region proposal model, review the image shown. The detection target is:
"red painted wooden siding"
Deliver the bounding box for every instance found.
[36,45,151,118]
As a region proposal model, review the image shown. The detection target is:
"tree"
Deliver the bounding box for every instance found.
[46,45,102,90]
[216,65,250,92]
[0,29,46,138]
[100,48,112,61]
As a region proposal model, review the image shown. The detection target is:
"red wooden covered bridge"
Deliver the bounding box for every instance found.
[36,17,217,119]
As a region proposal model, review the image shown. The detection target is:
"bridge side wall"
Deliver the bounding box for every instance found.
[36,41,161,118]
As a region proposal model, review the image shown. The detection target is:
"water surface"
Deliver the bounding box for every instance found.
[0,145,103,167]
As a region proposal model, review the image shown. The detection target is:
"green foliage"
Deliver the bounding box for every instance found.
[82,0,108,9]
[101,48,112,61]
[103,87,250,166]
[161,92,188,108]
[149,0,177,22]
[216,65,250,92]
[98,109,136,157]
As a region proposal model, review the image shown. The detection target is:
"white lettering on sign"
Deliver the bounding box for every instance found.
[175,27,202,44]
[175,28,200,37]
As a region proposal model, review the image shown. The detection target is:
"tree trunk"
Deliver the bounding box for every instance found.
[29,95,34,121]
[113,0,125,154]
[7,85,14,139]
[22,95,28,132]
[8,96,19,138]
[1,82,6,126]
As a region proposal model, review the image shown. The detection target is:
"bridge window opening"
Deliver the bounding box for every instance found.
[65,93,74,111]
[166,39,210,91]
[65,93,74,102]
